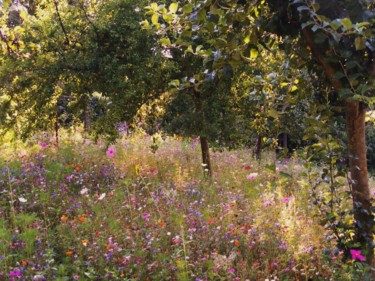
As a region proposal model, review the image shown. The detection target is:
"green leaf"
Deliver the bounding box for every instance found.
[311,2,320,11]
[290,85,298,92]
[250,48,258,59]
[182,3,193,14]
[354,37,366,51]
[340,18,352,30]
[163,13,174,23]
[19,10,28,20]
[160,37,171,46]
[280,82,289,87]
[185,45,194,54]
[280,172,292,179]
[140,20,150,29]
[151,14,159,25]
[198,9,206,21]
[169,80,180,87]
[169,3,178,14]
[150,3,158,11]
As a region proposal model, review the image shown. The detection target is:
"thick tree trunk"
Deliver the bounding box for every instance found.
[300,28,374,270]
[346,100,374,265]
[200,136,212,177]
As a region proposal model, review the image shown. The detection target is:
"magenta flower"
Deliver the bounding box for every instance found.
[228,268,235,274]
[106,147,115,158]
[244,165,251,170]
[350,249,366,261]
[9,269,21,277]
[39,142,47,148]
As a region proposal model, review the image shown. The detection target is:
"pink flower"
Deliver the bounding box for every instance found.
[39,142,47,148]
[350,249,366,261]
[228,268,235,274]
[246,172,258,180]
[280,196,293,203]
[106,147,115,158]
[143,213,151,221]
[244,165,251,170]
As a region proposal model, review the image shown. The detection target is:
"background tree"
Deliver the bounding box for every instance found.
[146,0,375,271]
[0,0,171,143]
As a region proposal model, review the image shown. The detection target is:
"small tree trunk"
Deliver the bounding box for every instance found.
[255,136,262,160]
[282,133,288,149]
[346,100,374,265]
[83,105,91,132]
[200,136,212,177]
[55,111,59,147]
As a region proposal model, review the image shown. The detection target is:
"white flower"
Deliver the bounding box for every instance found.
[18,197,27,203]
[98,193,106,200]
[80,188,89,195]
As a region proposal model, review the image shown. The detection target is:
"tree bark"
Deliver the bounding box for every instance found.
[255,136,262,160]
[83,105,91,132]
[200,136,212,177]
[346,100,374,264]
[282,133,288,149]
[55,112,59,147]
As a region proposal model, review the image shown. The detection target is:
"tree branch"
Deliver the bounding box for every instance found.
[53,0,70,45]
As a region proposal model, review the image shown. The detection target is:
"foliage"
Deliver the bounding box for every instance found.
[0,0,171,142]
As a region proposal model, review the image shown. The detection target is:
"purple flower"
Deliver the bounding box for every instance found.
[39,142,47,148]
[350,249,366,261]
[9,269,21,277]
[228,268,235,274]
[143,213,151,221]
[106,147,115,158]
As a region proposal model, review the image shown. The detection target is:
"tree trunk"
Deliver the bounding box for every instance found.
[300,28,374,269]
[282,133,288,149]
[83,105,91,132]
[346,100,374,264]
[55,111,59,147]
[200,136,212,177]
[255,136,262,160]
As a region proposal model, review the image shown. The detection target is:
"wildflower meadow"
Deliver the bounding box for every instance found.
[0,131,372,281]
